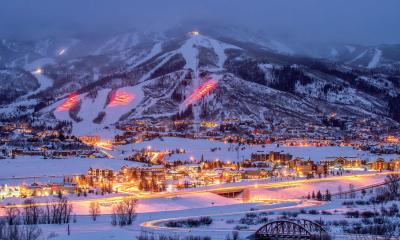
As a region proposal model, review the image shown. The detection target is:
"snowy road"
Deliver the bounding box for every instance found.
[139,200,324,234]
[1,171,394,212]
[25,172,396,240]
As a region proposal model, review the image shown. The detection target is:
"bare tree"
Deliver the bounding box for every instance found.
[124,198,137,225]
[349,183,356,199]
[385,174,400,199]
[352,214,400,240]
[110,211,117,226]
[23,199,41,225]
[338,185,343,199]
[5,204,21,225]
[20,224,43,240]
[50,197,73,224]
[354,225,400,240]
[89,201,101,221]
[43,201,51,224]
[111,197,137,226]
[0,221,42,240]
[112,201,125,226]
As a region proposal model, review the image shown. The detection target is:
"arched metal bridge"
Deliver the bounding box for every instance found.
[255,219,330,240]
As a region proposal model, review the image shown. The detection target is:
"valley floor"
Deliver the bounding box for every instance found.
[11,173,388,240]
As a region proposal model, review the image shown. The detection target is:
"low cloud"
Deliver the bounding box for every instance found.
[1,0,399,45]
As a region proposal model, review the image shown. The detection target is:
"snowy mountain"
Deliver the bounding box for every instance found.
[0,27,399,135]
[308,43,400,70]
[0,68,38,104]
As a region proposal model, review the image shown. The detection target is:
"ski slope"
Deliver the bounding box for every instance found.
[49,85,145,136]
[23,57,55,97]
[367,49,382,68]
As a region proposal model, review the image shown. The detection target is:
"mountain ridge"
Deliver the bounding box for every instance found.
[0,28,399,136]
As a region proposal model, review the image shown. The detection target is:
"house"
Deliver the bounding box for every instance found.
[370,158,390,171]
[0,185,20,198]
[88,168,114,178]
[321,157,363,169]
[175,164,201,177]
[390,159,400,170]
[241,167,272,179]
[276,166,296,177]
[20,182,77,197]
[294,160,315,177]
[221,169,242,182]
[251,151,293,164]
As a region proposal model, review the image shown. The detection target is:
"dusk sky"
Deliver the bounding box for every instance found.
[1,0,400,45]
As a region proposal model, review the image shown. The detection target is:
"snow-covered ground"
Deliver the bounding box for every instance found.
[24,57,55,97]
[247,174,385,200]
[1,172,391,240]
[121,137,399,163]
[94,33,140,55]
[180,34,240,70]
[47,84,145,136]
[367,49,382,68]
[0,156,144,180]
[345,45,356,53]
[36,200,294,240]
[136,174,390,239]
[0,136,396,239]
[348,50,367,64]
[77,192,245,215]
[2,137,395,184]
[0,160,391,240]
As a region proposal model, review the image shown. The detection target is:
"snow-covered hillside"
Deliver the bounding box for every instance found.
[1,27,399,133]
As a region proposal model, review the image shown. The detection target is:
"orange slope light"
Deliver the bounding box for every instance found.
[185,79,218,106]
[108,91,134,107]
[56,92,79,112]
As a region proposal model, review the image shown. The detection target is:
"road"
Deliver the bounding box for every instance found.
[140,199,324,233]
[1,171,396,210]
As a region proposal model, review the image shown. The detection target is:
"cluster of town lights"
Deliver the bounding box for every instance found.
[93,141,113,150]
[189,31,200,36]
[386,136,400,143]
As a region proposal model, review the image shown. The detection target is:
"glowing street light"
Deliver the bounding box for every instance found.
[33,68,43,75]
[190,31,200,36]
[167,184,173,192]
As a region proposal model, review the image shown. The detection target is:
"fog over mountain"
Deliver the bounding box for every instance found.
[1,0,400,45]
[1,0,400,129]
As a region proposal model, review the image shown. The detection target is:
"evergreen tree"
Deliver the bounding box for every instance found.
[325,189,331,201]
[312,191,315,199]
[316,190,322,201]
